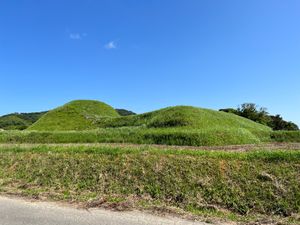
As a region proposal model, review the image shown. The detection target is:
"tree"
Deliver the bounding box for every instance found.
[268,115,299,131]
[219,103,299,131]
[237,103,271,126]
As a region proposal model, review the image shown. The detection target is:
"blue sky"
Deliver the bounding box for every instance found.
[0,0,299,125]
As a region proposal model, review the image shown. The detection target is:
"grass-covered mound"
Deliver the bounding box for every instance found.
[0,145,299,223]
[95,106,272,144]
[98,106,270,131]
[28,100,119,131]
[27,102,272,145]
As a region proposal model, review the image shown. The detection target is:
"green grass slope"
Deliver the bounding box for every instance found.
[1,145,299,222]
[28,100,119,131]
[95,106,272,145]
[0,112,46,130]
[98,106,269,130]
[27,104,272,145]
[0,115,29,130]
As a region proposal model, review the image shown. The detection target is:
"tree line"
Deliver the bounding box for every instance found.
[220,103,299,131]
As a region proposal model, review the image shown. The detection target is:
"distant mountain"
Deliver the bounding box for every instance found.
[0,111,47,130]
[115,109,136,116]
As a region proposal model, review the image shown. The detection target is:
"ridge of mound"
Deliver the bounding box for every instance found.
[28,100,119,131]
[98,106,271,131]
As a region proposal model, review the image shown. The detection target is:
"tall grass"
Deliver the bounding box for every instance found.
[0,145,299,217]
[0,127,272,146]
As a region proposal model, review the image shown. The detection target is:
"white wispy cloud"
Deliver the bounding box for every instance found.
[104,41,117,49]
[69,33,87,40]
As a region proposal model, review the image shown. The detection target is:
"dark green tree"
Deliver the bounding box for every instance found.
[220,103,299,131]
[268,115,299,131]
[237,103,271,126]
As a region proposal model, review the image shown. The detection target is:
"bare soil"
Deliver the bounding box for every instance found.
[0,142,299,151]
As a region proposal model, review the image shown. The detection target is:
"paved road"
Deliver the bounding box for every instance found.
[0,196,210,225]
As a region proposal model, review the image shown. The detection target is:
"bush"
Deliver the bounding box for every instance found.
[270,131,300,142]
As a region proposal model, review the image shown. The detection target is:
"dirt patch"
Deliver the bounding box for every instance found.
[0,142,300,152]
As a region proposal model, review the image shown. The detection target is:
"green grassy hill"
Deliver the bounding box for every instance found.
[28,100,119,131]
[98,106,271,132]
[0,112,46,130]
[0,108,134,131]
[93,106,272,145]
[27,102,272,145]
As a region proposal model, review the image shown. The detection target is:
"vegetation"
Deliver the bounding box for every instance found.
[268,114,299,131]
[96,106,270,131]
[1,100,298,146]
[26,102,272,146]
[0,111,46,130]
[0,100,299,224]
[115,109,136,116]
[0,128,272,146]
[271,130,300,143]
[0,107,135,130]
[0,145,299,222]
[28,100,120,131]
[1,129,299,146]
[28,101,271,132]
[220,103,299,131]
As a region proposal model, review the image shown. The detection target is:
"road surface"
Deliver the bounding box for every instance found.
[0,196,211,225]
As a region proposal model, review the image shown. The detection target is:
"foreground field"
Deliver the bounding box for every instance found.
[0,144,299,224]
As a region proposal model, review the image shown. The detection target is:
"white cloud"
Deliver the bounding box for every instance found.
[69,33,87,40]
[104,41,117,49]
